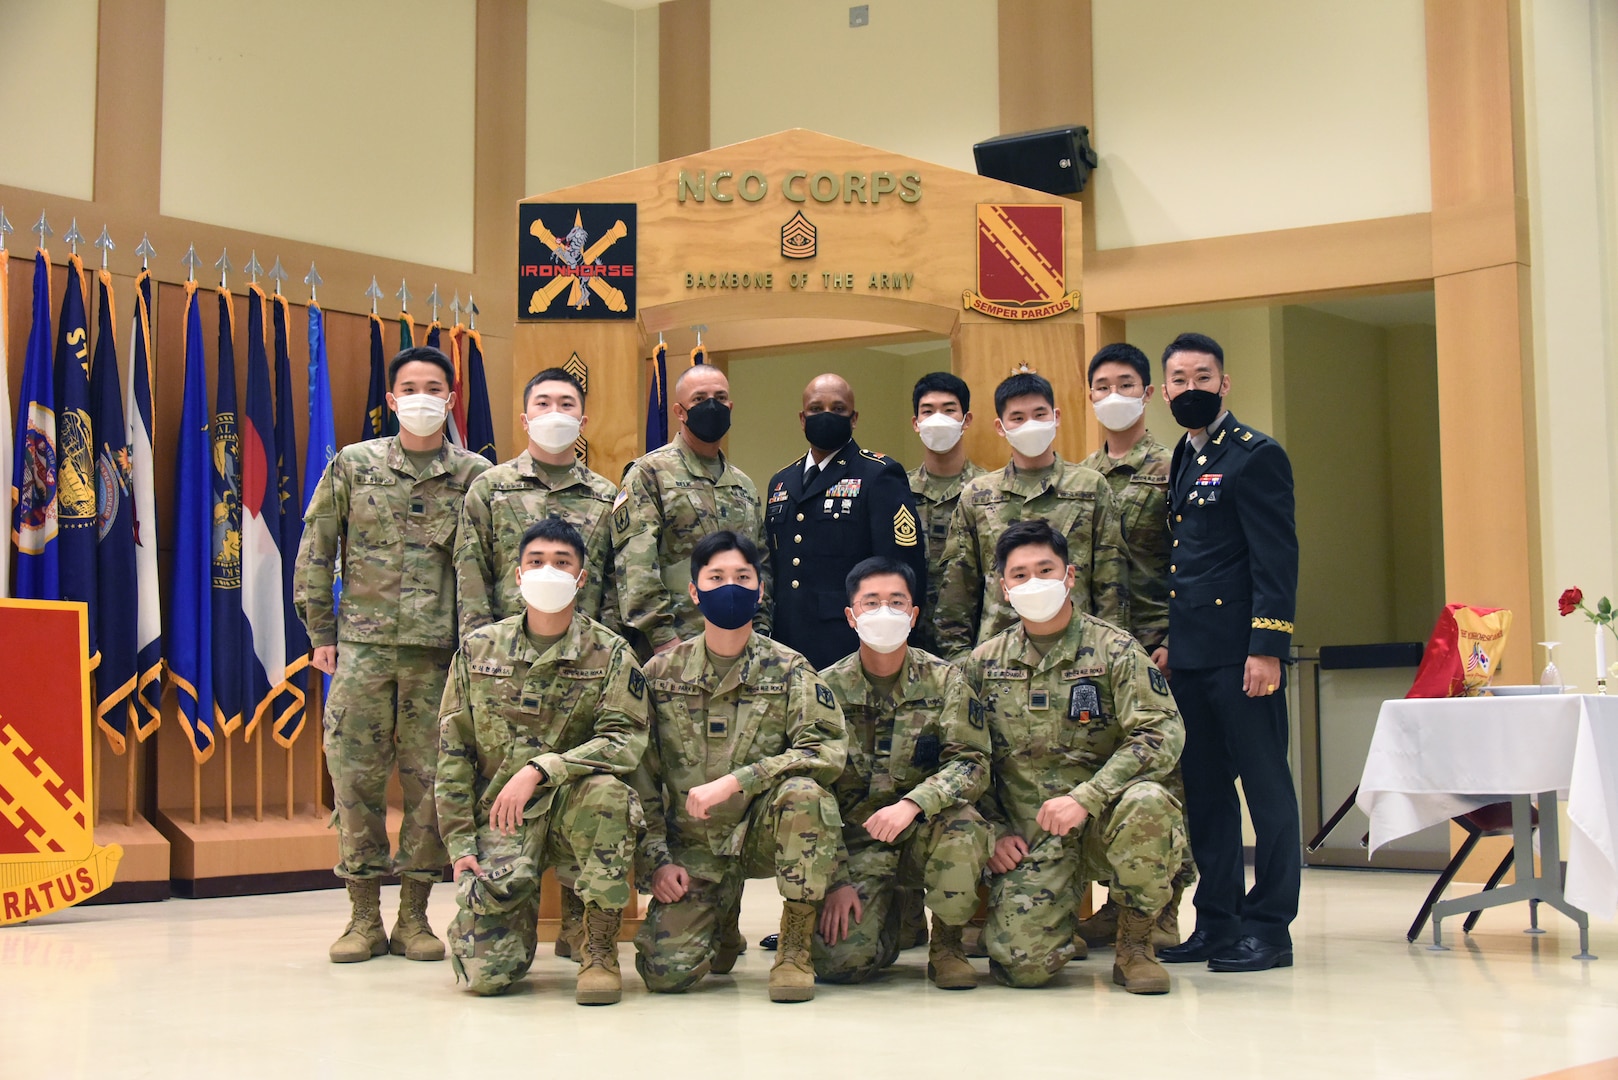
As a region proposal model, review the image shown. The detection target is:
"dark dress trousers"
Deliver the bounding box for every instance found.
[765,440,928,670]
[1166,412,1301,948]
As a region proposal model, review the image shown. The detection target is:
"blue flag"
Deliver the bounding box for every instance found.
[127,270,163,740]
[241,286,284,743]
[464,328,497,463]
[302,300,338,709]
[646,339,669,451]
[11,250,56,598]
[424,321,441,350]
[363,313,394,439]
[89,268,138,752]
[55,257,97,658]
[211,288,248,738]
[171,283,216,761]
[272,293,310,746]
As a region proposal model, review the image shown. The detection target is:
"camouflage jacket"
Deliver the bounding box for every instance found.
[295,436,489,649]
[455,450,620,641]
[965,611,1183,843]
[610,433,771,652]
[434,611,649,864]
[1081,433,1171,650]
[819,646,990,829]
[934,455,1129,660]
[908,458,987,653]
[632,633,845,883]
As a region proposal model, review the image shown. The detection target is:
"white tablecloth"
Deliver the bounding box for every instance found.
[1356,694,1618,919]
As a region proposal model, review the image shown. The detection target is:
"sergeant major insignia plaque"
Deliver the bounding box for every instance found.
[519,203,637,320]
[963,204,1080,320]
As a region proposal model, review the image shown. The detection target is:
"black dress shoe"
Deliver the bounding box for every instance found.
[1208,936,1293,972]
[760,933,779,950]
[1156,928,1236,964]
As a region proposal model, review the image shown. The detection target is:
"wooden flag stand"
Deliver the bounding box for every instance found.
[86,726,172,906]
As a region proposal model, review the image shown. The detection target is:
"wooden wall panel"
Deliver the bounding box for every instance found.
[658,0,710,160]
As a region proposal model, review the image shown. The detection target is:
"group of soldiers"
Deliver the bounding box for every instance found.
[293,329,1302,1007]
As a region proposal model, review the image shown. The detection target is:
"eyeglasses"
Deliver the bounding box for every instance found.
[852,598,912,614]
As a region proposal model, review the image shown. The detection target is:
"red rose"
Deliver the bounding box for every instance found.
[1559,587,1584,616]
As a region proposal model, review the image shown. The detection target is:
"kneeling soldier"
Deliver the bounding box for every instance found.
[632,530,846,1003]
[436,518,649,1003]
[814,557,992,989]
[969,519,1187,994]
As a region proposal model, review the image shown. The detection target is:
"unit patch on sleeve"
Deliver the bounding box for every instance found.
[815,683,836,710]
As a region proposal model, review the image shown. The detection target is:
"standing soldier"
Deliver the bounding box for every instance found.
[1075,343,1193,951]
[632,531,846,1003]
[935,370,1127,661]
[295,345,490,965]
[765,374,928,670]
[611,363,769,658]
[907,372,985,654]
[969,520,1187,994]
[814,557,991,989]
[436,518,647,1003]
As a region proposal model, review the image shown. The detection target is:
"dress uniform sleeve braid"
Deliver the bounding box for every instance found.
[453,477,497,643]
[528,639,650,785]
[293,453,347,648]
[934,497,982,662]
[902,669,990,818]
[434,650,479,864]
[733,663,848,797]
[1234,441,1299,658]
[1068,637,1185,818]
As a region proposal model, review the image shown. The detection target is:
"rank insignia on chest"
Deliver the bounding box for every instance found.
[410,497,425,515]
[484,864,514,882]
[876,735,893,755]
[1069,681,1102,724]
[708,718,728,738]
[1029,689,1050,710]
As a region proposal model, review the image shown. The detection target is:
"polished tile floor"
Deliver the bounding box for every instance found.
[3,869,1616,1079]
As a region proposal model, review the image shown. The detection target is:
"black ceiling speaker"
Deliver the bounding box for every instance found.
[973,125,1098,196]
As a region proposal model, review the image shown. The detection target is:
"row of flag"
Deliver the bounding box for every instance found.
[359,307,498,461]
[5,247,498,764]
[643,338,707,452]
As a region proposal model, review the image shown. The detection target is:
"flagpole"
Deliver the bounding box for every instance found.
[193,759,201,825]
[286,744,295,820]
[125,738,136,827]
[224,733,233,823]
[255,734,263,822]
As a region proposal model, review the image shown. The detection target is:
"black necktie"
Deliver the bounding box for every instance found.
[805,461,820,486]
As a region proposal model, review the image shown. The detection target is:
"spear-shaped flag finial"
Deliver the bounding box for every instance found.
[135,233,156,270]
[244,249,264,285]
[182,243,201,283]
[428,284,440,322]
[395,278,412,312]
[64,217,85,257]
[304,261,323,303]
[215,247,233,289]
[32,211,52,249]
[468,294,479,330]
[94,225,115,270]
[267,256,289,295]
[450,291,461,324]
[0,207,13,252]
[365,275,383,314]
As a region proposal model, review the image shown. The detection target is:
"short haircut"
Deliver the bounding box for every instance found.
[994,518,1070,573]
[388,345,454,389]
[993,372,1055,417]
[1162,332,1225,374]
[523,367,585,408]
[1087,342,1151,386]
[844,556,918,606]
[690,529,761,579]
[911,371,971,415]
[519,516,586,564]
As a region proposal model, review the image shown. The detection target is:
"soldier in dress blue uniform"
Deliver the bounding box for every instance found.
[1152,332,1301,974]
[764,374,928,671]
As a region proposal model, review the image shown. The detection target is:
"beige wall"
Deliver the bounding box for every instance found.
[0,0,99,201]
[1090,0,1432,251]
[708,0,998,172]
[1385,323,1445,642]
[1124,307,1283,441]
[160,0,478,271]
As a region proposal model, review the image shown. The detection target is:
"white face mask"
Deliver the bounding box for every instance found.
[1003,417,1058,457]
[916,413,964,453]
[393,394,448,437]
[519,565,581,613]
[1091,392,1146,432]
[528,411,582,455]
[1006,576,1069,623]
[854,606,914,653]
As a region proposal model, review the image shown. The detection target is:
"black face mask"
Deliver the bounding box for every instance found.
[804,411,853,452]
[1168,388,1223,430]
[683,397,732,443]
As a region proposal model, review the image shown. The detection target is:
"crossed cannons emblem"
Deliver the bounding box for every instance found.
[528,211,630,314]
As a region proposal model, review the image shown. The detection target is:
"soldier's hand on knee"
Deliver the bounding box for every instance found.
[454,854,483,880]
[489,765,544,835]
[988,834,1030,875]
[818,885,863,944]
[312,645,338,675]
[650,863,690,904]
[1036,796,1089,837]
[686,775,742,820]
[863,798,922,844]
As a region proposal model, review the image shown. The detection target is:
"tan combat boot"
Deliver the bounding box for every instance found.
[1112,907,1171,995]
[1152,883,1184,951]
[330,880,388,963]
[769,900,817,1003]
[575,903,624,1005]
[389,878,445,961]
[555,887,585,962]
[926,916,977,990]
[1076,897,1119,950]
[712,901,747,975]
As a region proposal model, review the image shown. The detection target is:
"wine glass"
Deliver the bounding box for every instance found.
[1539,641,1563,693]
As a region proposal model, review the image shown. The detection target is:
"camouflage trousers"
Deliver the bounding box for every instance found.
[323,642,454,883]
[448,774,642,995]
[988,780,1185,988]
[1091,765,1199,891]
[635,776,839,993]
[814,803,991,983]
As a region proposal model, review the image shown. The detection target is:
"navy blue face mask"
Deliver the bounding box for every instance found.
[696,583,761,630]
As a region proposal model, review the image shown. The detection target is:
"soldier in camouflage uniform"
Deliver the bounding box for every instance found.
[295,346,490,965]
[436,518,648,1003]
[814,556,991,989]
[632,531,846,1003]
[967,520,1187,994]
[1076,343,1195,951]
[907,372,987,657]
[935,371,1128,662]
[611,364,770,660]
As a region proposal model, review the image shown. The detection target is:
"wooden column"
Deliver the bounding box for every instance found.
[659,0,710,161]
